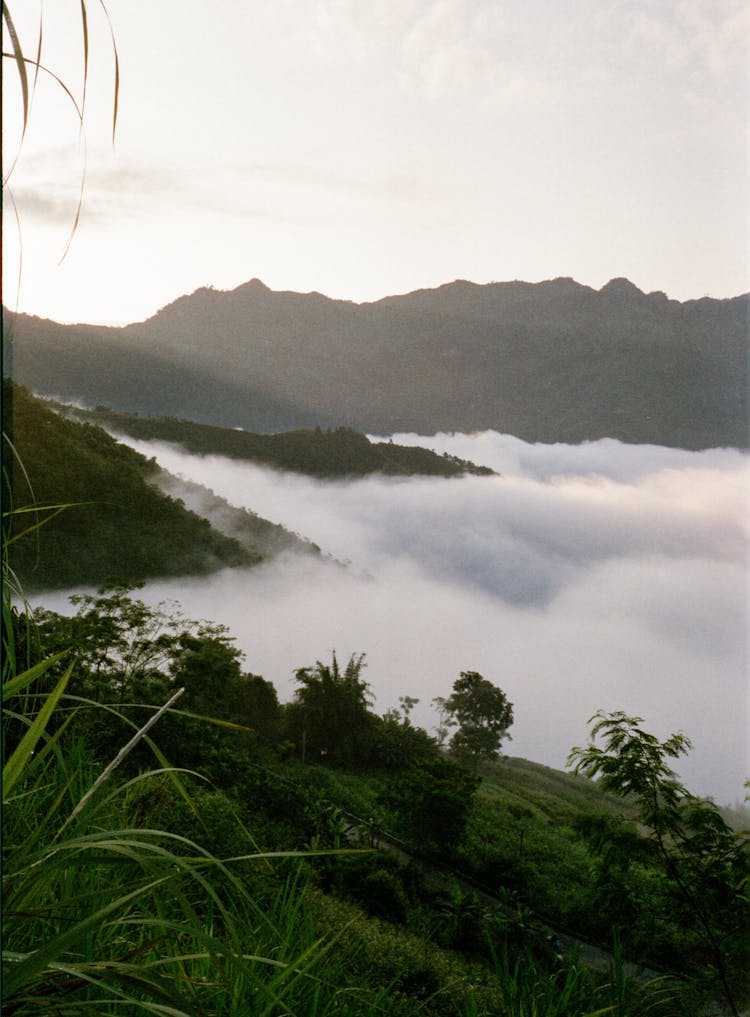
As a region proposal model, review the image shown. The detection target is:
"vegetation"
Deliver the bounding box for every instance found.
[2,13,745,1011]
[569,711,749,1016]
[3,381,262,590]
[4,582,747,1015]
[60,404,495,478]
[148,468,323,559]
[434,671,514,765]
[2,381,493,593]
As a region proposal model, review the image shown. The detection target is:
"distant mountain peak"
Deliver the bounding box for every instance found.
[599,277,643,297]
[236,278,271,293]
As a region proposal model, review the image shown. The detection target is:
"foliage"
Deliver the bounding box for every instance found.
[3,382,257,590]
[569,710,749,1015]
[3,565,742,1014]
[3,7,711,1013]
[2,641,355,1014]
[383,756,480,853]
[22,586,288,782]
[288,652,376,767]
[370,705,442,771]
[435,671,514,764]
[65,406,495,478]
[3,1,119,264]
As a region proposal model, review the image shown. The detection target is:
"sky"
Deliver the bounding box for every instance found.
[3,0,749,324]
[32,431,750,807]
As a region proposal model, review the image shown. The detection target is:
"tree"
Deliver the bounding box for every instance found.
[434,671,513,765]
[288,651,374,767]
[236,673,280,742]
[372,702,439,772]
[568,711,748,1016]
[31,584,182,703]
[23,586,271,778]
[169,627,245,719]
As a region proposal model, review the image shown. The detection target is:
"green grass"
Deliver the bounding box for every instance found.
[2,684,403,1015]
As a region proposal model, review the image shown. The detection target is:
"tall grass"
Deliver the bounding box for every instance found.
[479,944,683,1017]
[4,673,335,1013]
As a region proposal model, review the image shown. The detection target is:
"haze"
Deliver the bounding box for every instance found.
[34,431,749,806]
[3,1,748,325]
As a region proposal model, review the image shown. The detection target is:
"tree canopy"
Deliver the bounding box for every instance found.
[288,652,375,766]
[435,671,514,764]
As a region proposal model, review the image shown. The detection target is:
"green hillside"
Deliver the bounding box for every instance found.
[2,382,260,591]
[62,405,495,478]
[6,585,747,1016]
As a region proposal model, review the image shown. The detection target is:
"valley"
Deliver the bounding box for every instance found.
[4,284,748,1017]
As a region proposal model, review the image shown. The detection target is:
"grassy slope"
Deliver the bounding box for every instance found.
[6,583,740,1014]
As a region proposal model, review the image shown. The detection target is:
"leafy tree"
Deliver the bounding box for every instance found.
[22,586,280,781]
[569,710,748,1016]
[30,584,181,703]
[237,673,281,743]
[434,671,513,765]
[287,652,375,767]
[169,626,245,718]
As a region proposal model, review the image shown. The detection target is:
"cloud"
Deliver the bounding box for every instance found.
[35,432,749,805]
[302,0,747,117]
[10,149,184,225]
[10,144,432,233]
[626,0,749,79]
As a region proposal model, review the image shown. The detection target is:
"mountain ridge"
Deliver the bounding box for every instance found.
[5,275,748,449]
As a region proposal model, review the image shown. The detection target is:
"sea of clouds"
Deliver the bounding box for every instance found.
[36,431,749,805]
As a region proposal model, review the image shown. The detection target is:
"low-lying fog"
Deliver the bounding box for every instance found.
[39,431,749,805]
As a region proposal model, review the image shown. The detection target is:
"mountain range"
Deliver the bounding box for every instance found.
[5,276,748,449]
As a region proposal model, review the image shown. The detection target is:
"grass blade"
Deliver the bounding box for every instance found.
[2,650,68,701]
[2,6,29,133]
[3,659,74,795]
[2,874,173,999]
[62,687,185,830]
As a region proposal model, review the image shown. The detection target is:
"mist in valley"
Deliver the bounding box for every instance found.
[36,431,748,806]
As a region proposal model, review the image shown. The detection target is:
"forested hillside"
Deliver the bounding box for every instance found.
[64,406,494,478]
[6,276,748,448]
[2,382,260,590]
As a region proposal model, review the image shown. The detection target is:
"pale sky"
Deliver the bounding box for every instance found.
[3,0,749,325]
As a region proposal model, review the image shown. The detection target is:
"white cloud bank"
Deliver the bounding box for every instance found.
[37,432,749,805]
